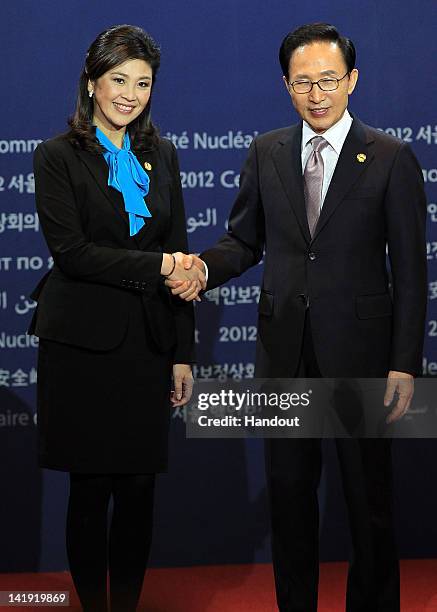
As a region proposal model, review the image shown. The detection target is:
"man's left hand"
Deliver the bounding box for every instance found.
[384,370,414,424]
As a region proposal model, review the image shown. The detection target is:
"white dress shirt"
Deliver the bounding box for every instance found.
[301,109,353,206]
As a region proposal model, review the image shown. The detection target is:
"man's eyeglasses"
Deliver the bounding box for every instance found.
[288,72,349,94]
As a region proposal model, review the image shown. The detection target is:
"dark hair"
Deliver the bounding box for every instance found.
[279,23,356,78]
[67,24,161,153]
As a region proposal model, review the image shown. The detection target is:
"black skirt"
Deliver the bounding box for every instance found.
[36,293,173,474]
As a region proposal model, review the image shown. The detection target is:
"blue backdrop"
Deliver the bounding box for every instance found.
[1,0,437,572]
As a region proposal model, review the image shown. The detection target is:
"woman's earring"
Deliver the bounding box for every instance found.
[88,90,93,98]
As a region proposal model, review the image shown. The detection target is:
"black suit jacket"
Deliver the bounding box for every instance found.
[202,116,427,377]
[30,134,194,363]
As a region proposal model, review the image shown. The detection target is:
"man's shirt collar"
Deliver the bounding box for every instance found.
[302,109,353,154]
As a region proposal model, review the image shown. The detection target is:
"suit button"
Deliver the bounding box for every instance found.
[298,294,310,308]
[308,251,316,261]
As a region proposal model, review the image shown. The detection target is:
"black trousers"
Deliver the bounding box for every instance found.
[265,315,400,612]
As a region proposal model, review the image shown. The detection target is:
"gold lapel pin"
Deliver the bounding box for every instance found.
[356,153,366,163]
[144,161,152,171]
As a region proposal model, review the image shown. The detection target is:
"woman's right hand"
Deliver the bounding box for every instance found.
[161,252,206,300]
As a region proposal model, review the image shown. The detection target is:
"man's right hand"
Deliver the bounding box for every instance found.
[165,254,206,301]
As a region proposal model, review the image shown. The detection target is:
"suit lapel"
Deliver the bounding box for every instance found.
[272,125,311,244]
[76,148,128,225]
[132,149,160,246]
[76,148,158,248]
[312,117,374,240]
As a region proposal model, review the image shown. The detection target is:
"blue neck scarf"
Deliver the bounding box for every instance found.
[95,127,152,236]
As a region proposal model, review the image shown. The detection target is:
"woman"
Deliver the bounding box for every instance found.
[30,24,204,611]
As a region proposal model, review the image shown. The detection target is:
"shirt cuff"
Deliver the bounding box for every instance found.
[201,259,209,286]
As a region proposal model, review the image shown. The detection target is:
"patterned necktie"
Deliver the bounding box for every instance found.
[304,136,329,238]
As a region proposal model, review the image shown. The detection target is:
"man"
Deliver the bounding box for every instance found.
[169,23,427,611]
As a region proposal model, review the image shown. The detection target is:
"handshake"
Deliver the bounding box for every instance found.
[162,252,207,301]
